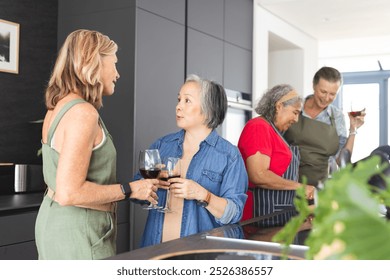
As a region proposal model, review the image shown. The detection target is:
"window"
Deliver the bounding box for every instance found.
[338,70,390,162]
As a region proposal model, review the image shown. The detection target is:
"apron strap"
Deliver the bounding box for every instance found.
[47,99,87,144]
[266,118,300,181]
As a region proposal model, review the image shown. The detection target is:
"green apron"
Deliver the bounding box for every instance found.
[35,99,118,260]
[283,109,339,185]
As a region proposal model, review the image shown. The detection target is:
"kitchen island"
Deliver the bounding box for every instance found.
[108,208,311,260]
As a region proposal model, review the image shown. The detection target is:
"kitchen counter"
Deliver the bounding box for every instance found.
[0,192,44,216]
[108,208,311,260]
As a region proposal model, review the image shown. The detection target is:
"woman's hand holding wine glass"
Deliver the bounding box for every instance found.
[348,100,366,133]
[158,157,181,213]
[130,179,159,204]
[139,149,163,210]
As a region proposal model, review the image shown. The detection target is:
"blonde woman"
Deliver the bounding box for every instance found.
[35,29,158,260]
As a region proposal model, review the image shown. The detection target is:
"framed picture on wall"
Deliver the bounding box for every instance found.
[0,19,20,74]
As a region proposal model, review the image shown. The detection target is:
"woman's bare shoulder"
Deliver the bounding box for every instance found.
[66,100,99,123]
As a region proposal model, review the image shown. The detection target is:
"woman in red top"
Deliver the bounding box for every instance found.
[238,84,315,225]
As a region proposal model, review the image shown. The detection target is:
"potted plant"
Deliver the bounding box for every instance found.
[272,156,390,259]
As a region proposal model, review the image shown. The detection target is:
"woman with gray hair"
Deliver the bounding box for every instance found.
[137,74,248,247]
[238,84,315,224]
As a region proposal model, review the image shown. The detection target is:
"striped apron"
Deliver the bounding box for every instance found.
[253,122,300,226]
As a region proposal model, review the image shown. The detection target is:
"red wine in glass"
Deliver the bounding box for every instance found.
[139,149,162,210]
[349,102,365,117]
[158,157,181,213]
[349,110,363,117]
[139,168,161,179]
[160,175,180,181]
[349,110,364,117]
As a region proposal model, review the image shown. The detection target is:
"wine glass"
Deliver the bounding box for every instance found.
[158,157,181,213]
[139,149,162,210]
[349,100,365,117]
[327,156,338,179]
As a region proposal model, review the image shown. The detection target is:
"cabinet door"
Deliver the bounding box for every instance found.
[0,211,37,246]
[0,211,38,260]
[187,28,223,84]
[224,0,253,50]
[137,0,186,24]
[59,0,131,15]
[116,200,129,253]
[0,241,38,260]
[224,43,252,93]
[116,223,129,254]
[135,8,185,151]
[187,0,224,39]
[116,200,129,225]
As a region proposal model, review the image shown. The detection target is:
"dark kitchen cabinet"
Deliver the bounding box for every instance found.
[134,8,185,151]
[187,0,253,50]
[224,42,252,94]
[224,0,253,93]
[186,0,253,92]
[187,0,224,39]
[224,0,253,50]
[0,240,38,260]
[137,0,186,24]
[0,199,130,260]
[187,28,224,84]
[116,200,131,254]
[0,211,38,260]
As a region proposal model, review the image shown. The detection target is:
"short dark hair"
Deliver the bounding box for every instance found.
[313,66,342,86]
[186,74,227,129]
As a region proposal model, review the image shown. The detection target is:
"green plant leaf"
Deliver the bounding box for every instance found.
[273,155,390,260]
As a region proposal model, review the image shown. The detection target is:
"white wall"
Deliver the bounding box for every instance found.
[253,1,318,104]
[319,35,390,72]
[268,49,304,90]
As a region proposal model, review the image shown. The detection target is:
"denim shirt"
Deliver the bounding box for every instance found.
[136,129,248,247]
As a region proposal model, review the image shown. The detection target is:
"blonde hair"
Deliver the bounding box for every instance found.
[45,29,118,109]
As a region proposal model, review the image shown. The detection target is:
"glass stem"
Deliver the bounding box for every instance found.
[165,189,170,210]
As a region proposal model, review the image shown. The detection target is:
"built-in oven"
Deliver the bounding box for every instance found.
[219,89,253,146]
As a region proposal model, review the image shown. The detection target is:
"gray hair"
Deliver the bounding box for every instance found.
[255,84,302,122]
[185,74,227,129]
[313,66,342,86]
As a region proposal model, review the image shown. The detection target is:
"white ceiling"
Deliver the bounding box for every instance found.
[258,0,390,41]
